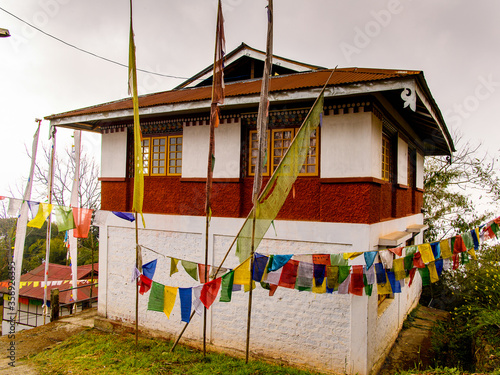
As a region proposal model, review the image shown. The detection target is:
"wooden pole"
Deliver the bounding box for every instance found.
[245,0,273,362]
[135,212,139,346]
[43,126,57,324]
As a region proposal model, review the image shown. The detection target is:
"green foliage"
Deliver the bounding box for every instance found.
[31,329,321,375]
[423,141,500,242]
[429,244,500,372]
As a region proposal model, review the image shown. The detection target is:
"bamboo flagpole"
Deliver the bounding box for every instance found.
[128,0,145,346]
[43,125,57,324]
[202,0,225,357]
[11,120,42,328]
[246,0,273,363]
[69,130,81,313]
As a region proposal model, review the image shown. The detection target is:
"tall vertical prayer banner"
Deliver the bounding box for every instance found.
[128,6,145,227]
[69,130,81,307]
[235,91,324,263]
[12,122,41,325]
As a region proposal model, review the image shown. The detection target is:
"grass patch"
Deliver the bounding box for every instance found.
[30,328,323,375]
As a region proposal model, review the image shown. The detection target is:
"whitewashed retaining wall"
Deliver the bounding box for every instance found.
[98,212,424,374]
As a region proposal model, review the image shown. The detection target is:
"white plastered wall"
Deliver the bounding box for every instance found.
[98,211,425,374]
[321,112,382,179]
[101,131,127,178]
[397,137,408,185]
[182,120,241,179]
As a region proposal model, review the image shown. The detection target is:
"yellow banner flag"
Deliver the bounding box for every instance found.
[377,281,392,295]
[128,11,145,227]
[343,252,363,260]
[233,257,251,285]
[440,239,452,258]
[312,278,326,294]
[418,244,435,264]
[27,203,53,229]
[427,262,439,283]
[235,92,324,263]
[163,286,178,318]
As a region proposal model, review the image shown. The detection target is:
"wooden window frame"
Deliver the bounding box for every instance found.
[150,136,167,176]
[249,128,319,177]
[248,130,270,177]
[141,137,151,176]
[382,134,391,182]
[167,135,183,176]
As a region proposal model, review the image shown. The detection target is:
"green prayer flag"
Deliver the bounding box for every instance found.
[330,253,348,266]
[148,281,164,312]
[53,205,76,232]
[460,252,470,264]
[418,267,431,287]
[491,222,499,237]
[363,274,372,296]
[461,231,474,250]
[404,255,414,271]
[235,93,324,263]
[220,271,235,302]
[338,265,351,284]
[181,260,198,281]
[405,245,418,257]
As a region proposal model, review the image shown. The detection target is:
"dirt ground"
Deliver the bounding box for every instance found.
[378,305,450,375]
[0,308,97,374]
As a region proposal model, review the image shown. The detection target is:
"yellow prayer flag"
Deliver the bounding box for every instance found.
[233,257,251,285]
[312,278,326,294]
[128,11,145,227]
[427,262,439,283]
[170,258,179,276]
[393,258,406,281]
[418,244,435,264]
[440,239,452,259]
[468,249,478,260]
[377,282,392,295]
[27,203,53,229]
[163,286,178,319]
[343,252,363,260]
[244,281,256,292]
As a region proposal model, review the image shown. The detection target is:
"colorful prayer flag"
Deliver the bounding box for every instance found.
[72,207,93,238]
[148,282,165,312]
[179,288,192,323]
[220,271,234,302]
[27,203,53,228]
[142,259,157,280]
[170,258,179,276]
[181,260,199,281]
[200,278,221,309]
[163,286,178,318]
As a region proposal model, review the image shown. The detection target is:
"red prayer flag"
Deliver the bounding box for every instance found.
[453,235,467,254]
[138,274,152,295]
[312,254,331,266]
[348,265,364,296]
[452,253,460,270]
[200,277,222,309]
[198,264,211,284]
[269,284,278,296]
[389,246,403,256]
[413,252,426,269]
[72,207,93,238]
[212,0,225,107]
[408,268,417,287]
[278,259,299,289]
[484,226,496,240]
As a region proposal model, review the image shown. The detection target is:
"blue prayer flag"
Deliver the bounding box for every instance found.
[142,259,157,280]
[112,211,136,222]
[269,254,293,272]
[179,288,192,323]
[364,251,377,269]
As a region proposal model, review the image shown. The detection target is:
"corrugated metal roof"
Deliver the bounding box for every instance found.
[46,68,421,120]
[0,263,98,304]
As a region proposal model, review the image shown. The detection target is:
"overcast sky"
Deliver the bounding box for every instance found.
[1,0,499,205]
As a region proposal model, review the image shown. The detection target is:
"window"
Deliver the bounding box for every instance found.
[249,130,270,176]
[141,138,150,175]
[141,135,182,176]
[249,128,318,177]
[381,134,391,182]
[168,135,182,176]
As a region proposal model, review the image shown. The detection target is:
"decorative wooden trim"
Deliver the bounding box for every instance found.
[99,177,127,182]
[320,177,386,185]
[180,178,241,183]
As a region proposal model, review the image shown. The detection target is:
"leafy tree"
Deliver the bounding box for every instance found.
[424,137,500,242]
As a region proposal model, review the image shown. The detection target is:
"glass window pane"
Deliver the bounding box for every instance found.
[169,167,175,173]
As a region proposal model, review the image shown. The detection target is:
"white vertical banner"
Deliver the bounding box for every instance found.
[12,122,41,328]
[69,130,81,309]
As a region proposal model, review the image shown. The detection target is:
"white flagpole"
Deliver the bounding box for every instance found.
[69,130,81,312]
[43,126,57,323]
[11,120,42,329]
